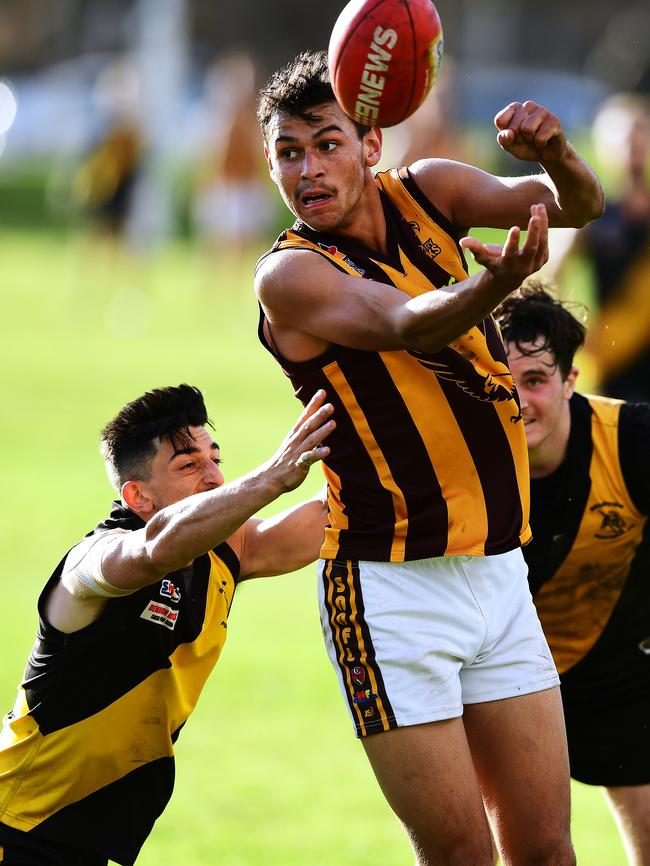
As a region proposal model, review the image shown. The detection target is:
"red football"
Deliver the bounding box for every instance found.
[328,0,444,128]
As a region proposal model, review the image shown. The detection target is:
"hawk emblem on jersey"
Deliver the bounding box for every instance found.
[406,220,442,260]
[591,501,630,539]
[410,346,522,421]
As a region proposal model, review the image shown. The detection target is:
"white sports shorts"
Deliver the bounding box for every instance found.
[318,548,559,738]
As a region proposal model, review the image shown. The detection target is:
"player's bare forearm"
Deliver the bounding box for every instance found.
[104,394,335,588]
[494,101,604,228]
[395,205,548,353]
[538,142,604,227]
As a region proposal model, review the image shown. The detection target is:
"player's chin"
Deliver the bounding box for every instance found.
[299,209,340,233]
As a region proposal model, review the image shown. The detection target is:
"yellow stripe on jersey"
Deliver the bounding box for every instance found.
[323,361,408,562]
[380,350,489,553]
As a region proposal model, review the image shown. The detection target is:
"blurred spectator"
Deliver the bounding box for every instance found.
[549,93,650,402]
[191,52,274,280]
[71,59,144,246]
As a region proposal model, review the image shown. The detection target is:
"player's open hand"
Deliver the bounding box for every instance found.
[494,101,568,164]
[266,390,335,492]
[459,203,549,290]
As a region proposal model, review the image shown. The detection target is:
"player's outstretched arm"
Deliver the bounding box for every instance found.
[102,390,335,590]
[409,101,603,232]
[258,205,549,356]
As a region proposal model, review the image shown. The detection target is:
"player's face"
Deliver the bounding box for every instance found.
[265,100,382,233]
[506,341,577,466]
[144,426,224,511]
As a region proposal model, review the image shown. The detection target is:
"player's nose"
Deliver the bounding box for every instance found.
[300,150,324,179]
[204,462,224,489]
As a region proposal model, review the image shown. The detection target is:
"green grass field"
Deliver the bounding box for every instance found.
[0,229,625,864]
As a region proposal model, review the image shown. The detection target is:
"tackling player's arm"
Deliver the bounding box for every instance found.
[409,101,604,230]
[257,204,548,358]
[230,486,328,581]
[46,393,335,633]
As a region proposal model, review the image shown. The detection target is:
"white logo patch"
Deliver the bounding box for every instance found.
[141,600,179,631]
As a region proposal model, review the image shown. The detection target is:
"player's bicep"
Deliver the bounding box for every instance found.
[409,159,560,229]
[256,251,410,351]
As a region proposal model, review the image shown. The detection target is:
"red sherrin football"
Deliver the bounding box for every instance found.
[328,0,444,128]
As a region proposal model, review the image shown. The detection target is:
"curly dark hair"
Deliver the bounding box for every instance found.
[494,281,587,379]
[257,50,369,142]
[100,384,212,491]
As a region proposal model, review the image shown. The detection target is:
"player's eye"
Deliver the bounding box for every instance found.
[321,141,338,152]
[180,461,195,471]
[212,457,222,467]
[279,148,299,160]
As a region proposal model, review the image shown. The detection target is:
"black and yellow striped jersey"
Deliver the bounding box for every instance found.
[0,502,239,866]
[258,167,530,561]
[525,394,650,681]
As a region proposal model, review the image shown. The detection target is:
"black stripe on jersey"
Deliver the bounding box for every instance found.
[26,555,213,734]
[435,372,523,554]
[525,394,594,595]
[34,753,175,864]
[214,541,240,582]
[320,358,398,561]
[336,347,449,559]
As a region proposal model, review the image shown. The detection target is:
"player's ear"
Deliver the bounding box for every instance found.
[264,145,277,183]
[364,127,382,168]
[121,480,155,517]
[563,365,579,399]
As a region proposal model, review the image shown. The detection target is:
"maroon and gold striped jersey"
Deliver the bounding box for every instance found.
[258,167,531,562]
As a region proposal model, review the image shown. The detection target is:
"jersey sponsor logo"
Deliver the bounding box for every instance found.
[160,579,181,602]
[406,220,442,260]
[141,600,179,630]
[316,242,365,275]
[590,501,630,539]
[351,665,366,686]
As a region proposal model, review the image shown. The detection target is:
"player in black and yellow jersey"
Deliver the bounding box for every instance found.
[0,384,334,866]
[254,50,604,866]
[497,284,650,866]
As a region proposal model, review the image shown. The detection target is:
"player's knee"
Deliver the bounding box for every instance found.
[517,835,576,866]
[411,832,494,866]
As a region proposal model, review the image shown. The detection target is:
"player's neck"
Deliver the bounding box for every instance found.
[333,179,389,255]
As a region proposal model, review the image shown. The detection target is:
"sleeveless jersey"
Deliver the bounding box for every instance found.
[0,502,239,866]
[526,395,648,674]
[258,167,530,562]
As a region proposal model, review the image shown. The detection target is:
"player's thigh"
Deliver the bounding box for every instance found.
[605,784,650,864]
[463,687,573,858]
[362,718,493,862]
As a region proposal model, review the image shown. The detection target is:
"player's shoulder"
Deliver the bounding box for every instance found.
[63,527,132,574]
[255,244,334,305]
